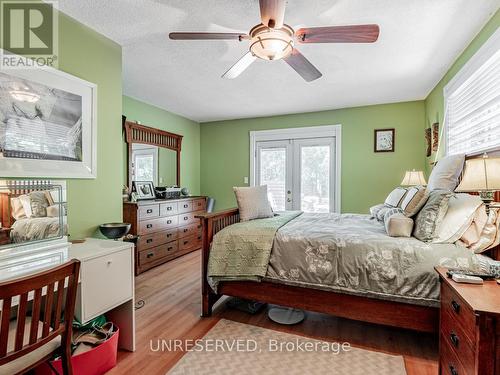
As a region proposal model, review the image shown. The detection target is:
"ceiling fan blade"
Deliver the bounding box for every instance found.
[296,24,380,43]
[222,52,257,79]
[169,32,248,40]
[259,0,286,29]
[283,49,322,82]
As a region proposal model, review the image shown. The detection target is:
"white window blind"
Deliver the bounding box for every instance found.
[445,30,500,156]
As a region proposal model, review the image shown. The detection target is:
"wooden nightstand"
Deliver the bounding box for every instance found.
[0,228,12,245]
[436,267,500,375]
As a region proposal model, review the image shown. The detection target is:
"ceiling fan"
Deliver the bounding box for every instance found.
[169,0,380,82]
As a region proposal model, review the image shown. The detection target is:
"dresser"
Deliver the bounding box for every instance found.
[436,267,500,375]
[123,196,207,275]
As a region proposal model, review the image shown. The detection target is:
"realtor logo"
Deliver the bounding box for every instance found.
[1,1,58,68]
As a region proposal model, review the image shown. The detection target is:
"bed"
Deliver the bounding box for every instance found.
[197,206,500,333]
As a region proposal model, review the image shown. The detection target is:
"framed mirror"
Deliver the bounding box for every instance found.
[123,117,183,190]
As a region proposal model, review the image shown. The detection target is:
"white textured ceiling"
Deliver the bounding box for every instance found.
[58,0,499,122]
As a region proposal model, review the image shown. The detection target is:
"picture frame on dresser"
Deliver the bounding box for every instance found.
[0,51,97,179]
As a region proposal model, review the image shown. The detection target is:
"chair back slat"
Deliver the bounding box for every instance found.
[14,293,28,351]
[0,260,80,371]
[42,283,55,338]
[0,297,11,356]
[29,288,43,345]
[53,279,65,331]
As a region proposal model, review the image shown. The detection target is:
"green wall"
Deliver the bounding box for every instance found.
[0,3,123,239]
[122,96,201,195]
[424,9,500,170]
[200,101,426,213]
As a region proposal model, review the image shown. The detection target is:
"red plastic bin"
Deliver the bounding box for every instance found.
[35,328,119,375]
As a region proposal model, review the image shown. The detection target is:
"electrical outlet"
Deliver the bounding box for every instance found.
[244,177,249,184]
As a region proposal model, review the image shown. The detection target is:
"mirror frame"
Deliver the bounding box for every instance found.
[123,116,183,188]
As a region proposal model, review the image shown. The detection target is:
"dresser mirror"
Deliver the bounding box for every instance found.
[0,179,67,249]
[123,117,183,190]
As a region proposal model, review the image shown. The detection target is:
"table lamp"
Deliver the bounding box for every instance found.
[456,154,500,212]
[401,169,427,186]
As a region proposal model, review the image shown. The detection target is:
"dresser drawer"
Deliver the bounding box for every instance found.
[138,229,178,250]
[80,248,133,322]
[178,200,193,213]
[441,282,476,343]
[440,333,471,375]
[192,198,206,212]
[440,309,475,374]
[139,241,178,266]
[139,216,179,235]
[138,205,159,220]
[178,223,202,239]
[178,211,203,226]
[179,234,202,252]
[160,202,178,217]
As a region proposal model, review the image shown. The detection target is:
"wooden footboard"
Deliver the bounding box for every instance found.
[196,208,240,317]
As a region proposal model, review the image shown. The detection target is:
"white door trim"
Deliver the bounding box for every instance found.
[249,125,341,213]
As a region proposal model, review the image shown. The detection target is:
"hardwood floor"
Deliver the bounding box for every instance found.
[109,251,439,375]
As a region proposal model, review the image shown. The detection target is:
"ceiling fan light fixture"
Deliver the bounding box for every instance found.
[249,24,294,61]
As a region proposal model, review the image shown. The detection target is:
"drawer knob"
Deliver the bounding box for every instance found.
[184,229,188,233]
[449,332,459,348]
[147,252,154,258]
[147,209,153,214]
[449,365,458,375]
[168,246,173,251]
[107,260,112,266]
[184,217,188,221]
[451,300,460,314]
[146,239,153,244]
[184,240,189,245]
[167,220,172,224]
[146,224,153,229]
[167,207,172,211]
[183,204,189,208]
[167,233,172,237]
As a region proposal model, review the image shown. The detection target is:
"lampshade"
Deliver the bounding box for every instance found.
[456,156,500,192]
[401,170,427,186]
[249,24,294,61]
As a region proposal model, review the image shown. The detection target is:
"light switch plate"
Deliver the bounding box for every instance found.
[244,177,249,184]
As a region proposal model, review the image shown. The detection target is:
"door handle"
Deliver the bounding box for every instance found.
[287,198,291,202]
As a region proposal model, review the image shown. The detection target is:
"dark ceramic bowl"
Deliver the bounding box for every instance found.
[99,223,131,240]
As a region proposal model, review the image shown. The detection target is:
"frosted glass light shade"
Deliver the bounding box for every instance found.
[401,170,427,186]
[456,156,500,192]
[249,25,294,61]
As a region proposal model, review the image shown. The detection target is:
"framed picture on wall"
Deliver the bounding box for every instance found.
[0,51,97,178]
[374,128,395,152]
[432,122,439,152]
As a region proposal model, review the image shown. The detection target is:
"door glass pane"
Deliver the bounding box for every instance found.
[300,145,330,213]
[134,154,154,181]
[259,148,286,211]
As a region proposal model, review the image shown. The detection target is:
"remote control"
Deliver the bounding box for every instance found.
[452,274,484,284]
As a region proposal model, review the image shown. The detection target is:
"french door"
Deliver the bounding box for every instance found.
[255,137,337,213]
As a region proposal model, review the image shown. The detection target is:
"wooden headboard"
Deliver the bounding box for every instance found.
[0,180,52,229]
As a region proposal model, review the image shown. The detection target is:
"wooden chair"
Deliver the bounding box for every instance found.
[0,259,80,375]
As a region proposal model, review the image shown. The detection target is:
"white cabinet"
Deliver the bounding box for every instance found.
[70,239,135,351]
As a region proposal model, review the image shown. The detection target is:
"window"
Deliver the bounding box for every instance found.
[132,145,158,185]
[445,29,500,156]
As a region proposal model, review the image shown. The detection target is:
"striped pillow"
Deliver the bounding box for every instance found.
[384,187,408,207]
[400,186,429,217]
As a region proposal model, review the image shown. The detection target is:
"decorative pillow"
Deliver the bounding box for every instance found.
[413,190,453,242]
[384,209,414,237]
[427,154,465,191]
[29,191,50,218]
[384,187,408,207]
[433,194,483,243]
[460,206,488,247]
[233,185,273,222]
[400,186,429,217]
[376,206,392,222]
[468,208,500,254]
[18,194,33,218]
[46,205,60,218]
[369,203,385,218]
[10,197,26,220]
